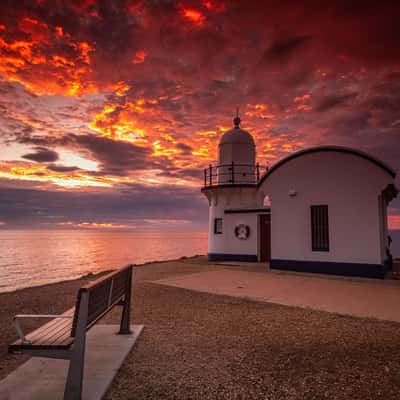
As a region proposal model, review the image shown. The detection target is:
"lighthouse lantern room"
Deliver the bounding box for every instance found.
[217,111,257,184]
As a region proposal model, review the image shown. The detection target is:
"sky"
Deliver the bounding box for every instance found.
[0,0,399,231]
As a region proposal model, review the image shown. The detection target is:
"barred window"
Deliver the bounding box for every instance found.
[214,218,223,234]
[311,205,329,251]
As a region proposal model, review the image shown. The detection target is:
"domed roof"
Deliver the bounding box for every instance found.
[219,113,255,146]
[219,127,255,146]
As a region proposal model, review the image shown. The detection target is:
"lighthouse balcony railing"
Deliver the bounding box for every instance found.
[203,162,268,187]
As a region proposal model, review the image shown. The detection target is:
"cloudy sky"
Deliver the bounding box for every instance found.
[0,0,399,231]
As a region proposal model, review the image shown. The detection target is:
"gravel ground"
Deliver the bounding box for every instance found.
[1,258,400,399]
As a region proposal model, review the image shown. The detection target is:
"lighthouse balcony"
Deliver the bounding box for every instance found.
[202,162,267,188]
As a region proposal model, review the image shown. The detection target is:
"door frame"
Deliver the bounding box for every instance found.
[258,213,271,262]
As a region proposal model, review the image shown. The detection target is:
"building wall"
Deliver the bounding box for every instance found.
[205,187,262,258]
[258,151,394,266]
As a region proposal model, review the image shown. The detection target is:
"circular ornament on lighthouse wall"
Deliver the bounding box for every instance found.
[235,224,250,240]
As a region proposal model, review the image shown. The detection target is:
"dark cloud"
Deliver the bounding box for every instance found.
[175,142,192,154]
[314,93,358,112]
[69,134,162,175]
[15,132,172,176]
[263,35,312,64]
[0,184,207,229]
[22,147,59,163]
[47,164,81,172]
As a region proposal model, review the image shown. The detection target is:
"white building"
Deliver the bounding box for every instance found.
[201,115,398,278]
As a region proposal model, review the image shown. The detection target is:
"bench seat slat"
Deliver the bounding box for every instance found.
[23,308,74,344]
[9,308,75,352]
[33,319,72,347]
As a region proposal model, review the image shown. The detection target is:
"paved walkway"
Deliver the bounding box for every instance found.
[154,270,400,322]
[0,324,143,400]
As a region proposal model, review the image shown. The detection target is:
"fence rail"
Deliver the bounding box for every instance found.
[203,162,268,187]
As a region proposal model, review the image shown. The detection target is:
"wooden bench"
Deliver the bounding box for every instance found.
[8,264,134,400]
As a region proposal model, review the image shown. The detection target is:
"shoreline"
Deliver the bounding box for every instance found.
[0,254,205,295]
[1,257,400,399]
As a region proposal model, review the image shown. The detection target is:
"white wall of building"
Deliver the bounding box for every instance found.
[205,187,262,256]
[258,151,394,265]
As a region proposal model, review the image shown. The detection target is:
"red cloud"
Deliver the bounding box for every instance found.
[178,4,206,27]
[133,49,148,64]
[0,0,399,228]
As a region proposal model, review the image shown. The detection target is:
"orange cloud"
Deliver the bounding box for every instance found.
[108,81,131,96]
[58,221,130,229]
[143,219,191,225]
[179,5,206,26]
[0,18,96,96]
[245,103,276,119]
[0,162,133,188]
[294,94,311,102]
[88,97,201,170]
[89,103,147,144]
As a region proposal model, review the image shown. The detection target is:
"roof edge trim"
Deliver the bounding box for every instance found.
[258,146,396,187]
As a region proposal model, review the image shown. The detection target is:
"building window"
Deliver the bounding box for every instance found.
[310,205,329,251]
[214,218,223,234]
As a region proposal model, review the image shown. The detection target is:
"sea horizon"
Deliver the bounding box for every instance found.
[0,230,208,293]
[1,228,399,294]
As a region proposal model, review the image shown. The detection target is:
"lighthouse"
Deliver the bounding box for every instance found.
[201,113,397,278]
[201,112,267,262]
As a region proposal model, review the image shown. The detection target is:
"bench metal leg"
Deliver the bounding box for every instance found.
[64,292,88,400]
[119,266,133,334]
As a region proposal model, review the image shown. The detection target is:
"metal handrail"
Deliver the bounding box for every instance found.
[203,162,268,187]
[211,163,264,168]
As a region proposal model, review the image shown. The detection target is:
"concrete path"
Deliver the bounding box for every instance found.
[0,324,143,400]
[154,270,400,322]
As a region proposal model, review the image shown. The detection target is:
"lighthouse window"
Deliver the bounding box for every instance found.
[311,205,329,251]
[214,218,223,234]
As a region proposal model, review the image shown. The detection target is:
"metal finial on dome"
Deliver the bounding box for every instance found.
[233,106,241,128]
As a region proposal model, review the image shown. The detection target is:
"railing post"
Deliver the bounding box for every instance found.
[231,161,234,183]
[204,169,207,187]
[209,164,212,186]
[256,163,260,181]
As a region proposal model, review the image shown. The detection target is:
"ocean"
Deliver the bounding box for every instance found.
[0,230,208,293]
[0,229,399,293]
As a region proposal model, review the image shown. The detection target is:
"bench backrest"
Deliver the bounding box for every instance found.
[71,265,133,337]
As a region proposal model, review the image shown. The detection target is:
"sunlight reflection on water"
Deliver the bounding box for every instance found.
[0,230,207,292]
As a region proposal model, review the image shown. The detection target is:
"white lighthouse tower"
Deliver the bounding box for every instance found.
[201,112,266,261]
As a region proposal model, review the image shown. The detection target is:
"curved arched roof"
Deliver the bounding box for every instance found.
[258,145,396,187]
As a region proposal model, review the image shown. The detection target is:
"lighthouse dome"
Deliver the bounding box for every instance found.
[217,115,256,184]
[219,127,255,146]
